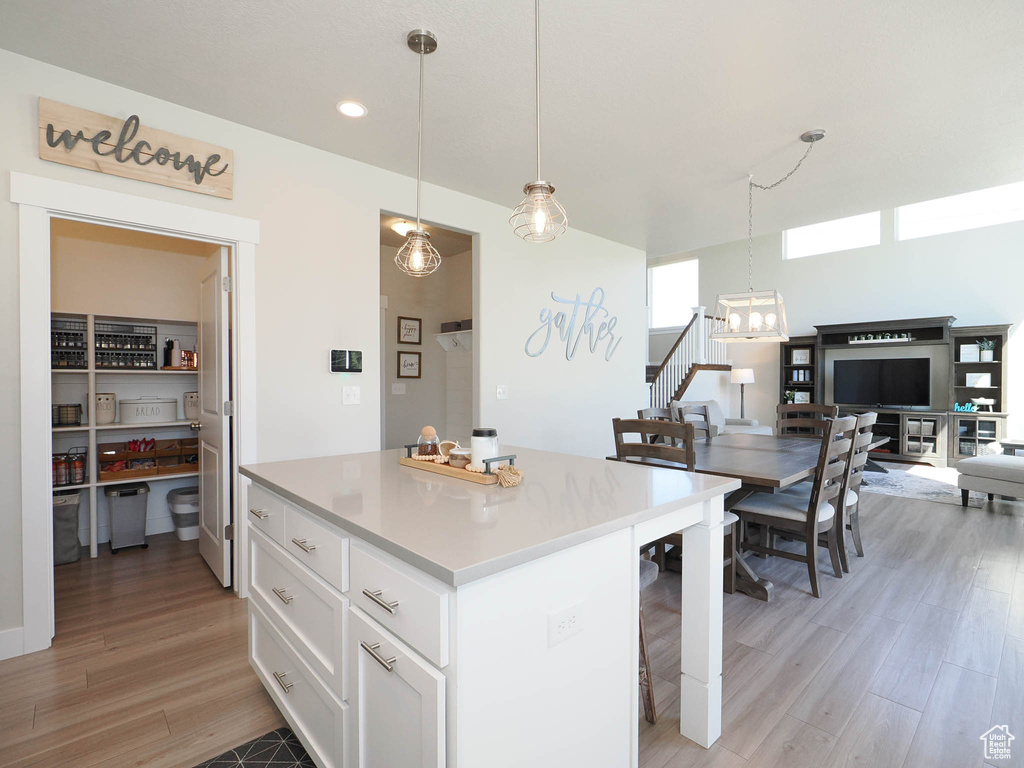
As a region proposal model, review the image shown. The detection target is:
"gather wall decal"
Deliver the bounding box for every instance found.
[525,287,622,361]
[37,97,234,199]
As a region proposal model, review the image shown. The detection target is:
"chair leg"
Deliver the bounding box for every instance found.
[639,600,657,725]
[827,525,843,579]
[837,512,850,574]
[850,501,864,557]
[807,540,821,598]
[654,541,666,572]
[724,523,736,594]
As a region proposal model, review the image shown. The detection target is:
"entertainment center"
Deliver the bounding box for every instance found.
[779,317,1010,467]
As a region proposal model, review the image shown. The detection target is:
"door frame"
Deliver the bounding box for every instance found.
[13,171,259,657]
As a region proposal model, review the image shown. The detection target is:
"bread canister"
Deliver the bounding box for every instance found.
[95,393,116,425]
[119,396,177,424]
[184,392,200,420]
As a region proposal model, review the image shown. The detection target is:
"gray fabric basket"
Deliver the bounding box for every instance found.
[53,493,82,565]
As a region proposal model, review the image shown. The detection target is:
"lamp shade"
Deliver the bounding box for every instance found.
[731,368,755,385]
[709,290,789,342]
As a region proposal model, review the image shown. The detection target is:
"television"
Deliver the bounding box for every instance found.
[833,358,930,407]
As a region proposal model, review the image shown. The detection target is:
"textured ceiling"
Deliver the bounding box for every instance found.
[379,215,473,253]
[4,0,1024,256]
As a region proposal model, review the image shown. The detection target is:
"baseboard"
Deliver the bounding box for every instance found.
[0,626,25,661]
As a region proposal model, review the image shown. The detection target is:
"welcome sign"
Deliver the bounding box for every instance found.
[38,97,234,199]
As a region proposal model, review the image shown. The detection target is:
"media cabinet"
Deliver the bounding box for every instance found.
[779,317,1010,467]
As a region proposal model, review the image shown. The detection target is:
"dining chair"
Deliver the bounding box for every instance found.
[844,412,878,562]
[637,408,674,444]
[733,414,858,598]
[673,403,713,442]
[777,403,839,436]
[639,557,659,724]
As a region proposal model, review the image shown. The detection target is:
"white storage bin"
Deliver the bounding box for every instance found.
[120,396,177,424]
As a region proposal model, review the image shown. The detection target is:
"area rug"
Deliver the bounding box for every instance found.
[193,728,314,768]
[860,461,983,508]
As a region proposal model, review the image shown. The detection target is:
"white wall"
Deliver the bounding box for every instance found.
[0,49,646,637]
[685,208,1024,432]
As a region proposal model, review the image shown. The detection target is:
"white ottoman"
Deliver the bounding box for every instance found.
[958,455,1024,506]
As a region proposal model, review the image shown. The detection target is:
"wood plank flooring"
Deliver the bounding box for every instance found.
[639,492,1024,768]
[0,534,283,768]
[2,491,1023,767]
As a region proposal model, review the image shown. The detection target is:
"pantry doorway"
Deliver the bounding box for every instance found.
[13,172,259,658]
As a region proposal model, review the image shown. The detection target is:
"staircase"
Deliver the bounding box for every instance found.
[649,306,730,408]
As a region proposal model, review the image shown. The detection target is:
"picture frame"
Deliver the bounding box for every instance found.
[794,391,811,404]
[959,343,981,363]
[791,348,811,365]
[965,373,992,388]
[397,351,421,379]
[397,316,422,345]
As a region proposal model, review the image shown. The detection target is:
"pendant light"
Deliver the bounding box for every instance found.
[509,0,568,242]
[710,130,825,343]
[395,30,442,278]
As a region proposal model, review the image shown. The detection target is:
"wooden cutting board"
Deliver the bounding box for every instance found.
[398,456,498,485]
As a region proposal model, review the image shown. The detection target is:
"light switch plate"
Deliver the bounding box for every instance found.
[342,386,360,405]
[496,384,509,400]
[391,383,406,395]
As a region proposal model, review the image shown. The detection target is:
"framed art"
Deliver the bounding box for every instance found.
[397,316,422,345]
[791,348,811,365]
[965,373,992,388]
[398,351,421,379]
[959,344,980,363]
[793,391,811,404]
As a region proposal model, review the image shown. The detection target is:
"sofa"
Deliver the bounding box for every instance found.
[957,454,1024,505]
[670,399,773,437]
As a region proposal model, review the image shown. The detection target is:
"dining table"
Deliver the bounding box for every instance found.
[611,432,837,603]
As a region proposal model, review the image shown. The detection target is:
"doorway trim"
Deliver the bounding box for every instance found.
[12,171,259,657]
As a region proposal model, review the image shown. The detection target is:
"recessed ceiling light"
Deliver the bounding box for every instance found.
[336,101,368,118]
[391,221,417,237]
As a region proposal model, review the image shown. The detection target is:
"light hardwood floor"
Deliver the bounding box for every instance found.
[2,492,1022,767]
[640,492,1024,768]
[0,533,284,768]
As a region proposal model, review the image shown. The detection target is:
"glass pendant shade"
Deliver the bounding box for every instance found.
[709,290,789,342]
[509,182,568,243]
[395,229,441,277]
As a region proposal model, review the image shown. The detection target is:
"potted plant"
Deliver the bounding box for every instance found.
[978,338,996,363]
[784,390,796,404]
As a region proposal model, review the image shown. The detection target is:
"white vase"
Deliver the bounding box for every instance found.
[981,350,994,362]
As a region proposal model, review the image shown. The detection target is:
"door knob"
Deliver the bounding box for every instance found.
[190,421,202,431]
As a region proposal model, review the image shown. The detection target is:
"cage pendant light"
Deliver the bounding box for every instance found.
[396,30,442,278]
[710,130,826,343]
[509,0,568,242]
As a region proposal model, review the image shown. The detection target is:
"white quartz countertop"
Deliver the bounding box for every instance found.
[240,447,740,587]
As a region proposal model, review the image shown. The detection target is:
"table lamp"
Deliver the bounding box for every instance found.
[731,368,755,419]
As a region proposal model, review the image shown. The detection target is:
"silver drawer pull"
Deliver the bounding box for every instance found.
[362,588,399,615]
[273,670,294,693]
[272,586,293,605]
[249,508,269,519]
[360,641,397,672]
[291,537,318,554]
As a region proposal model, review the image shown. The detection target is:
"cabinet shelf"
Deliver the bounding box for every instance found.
[96,420,194,431]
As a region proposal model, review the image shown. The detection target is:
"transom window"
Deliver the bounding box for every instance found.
[784,211,881,260]
[896,180,1024,241]
[648,259,699,329]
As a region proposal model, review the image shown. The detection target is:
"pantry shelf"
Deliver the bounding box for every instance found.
[95,420,195,431]
[96,472,198,489]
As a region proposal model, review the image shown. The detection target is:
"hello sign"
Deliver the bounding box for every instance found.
[38,98,234,199]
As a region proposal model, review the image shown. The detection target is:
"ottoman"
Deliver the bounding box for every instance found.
[958,455,1024,506]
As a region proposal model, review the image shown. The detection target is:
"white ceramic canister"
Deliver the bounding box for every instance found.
[470,428,499,467]
[95,393,116,425]
[184,391,200,420]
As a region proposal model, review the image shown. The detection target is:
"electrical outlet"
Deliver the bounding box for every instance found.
[342,386,360,405]
[391,383,406,395]
[496,384,509,400]
[547,601,584,647]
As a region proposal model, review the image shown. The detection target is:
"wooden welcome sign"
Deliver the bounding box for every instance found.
[38,97,234,199]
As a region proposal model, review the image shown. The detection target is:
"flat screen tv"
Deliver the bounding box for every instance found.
[833,358,930,407]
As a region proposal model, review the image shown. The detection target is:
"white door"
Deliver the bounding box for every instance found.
[348,607,445,768]
[197,246,232,586]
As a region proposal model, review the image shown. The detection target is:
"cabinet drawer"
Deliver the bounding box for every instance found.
[350,543,450,668]
[348,607,445,768]
[247,483,285,546]
[285,506,350,594]
[250,528,348,697]
[250,604,348,768]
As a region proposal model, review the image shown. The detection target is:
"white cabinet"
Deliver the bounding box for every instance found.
[347,607,445,768]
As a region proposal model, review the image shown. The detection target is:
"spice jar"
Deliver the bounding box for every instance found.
[470,428,499,467]
[417,426,441,456]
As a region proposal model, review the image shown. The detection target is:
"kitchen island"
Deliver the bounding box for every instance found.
[240,446,740,768]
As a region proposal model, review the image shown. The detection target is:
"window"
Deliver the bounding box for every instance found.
[784,211,881,259]
[648,259,698,329]
[896,180,1024,241]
